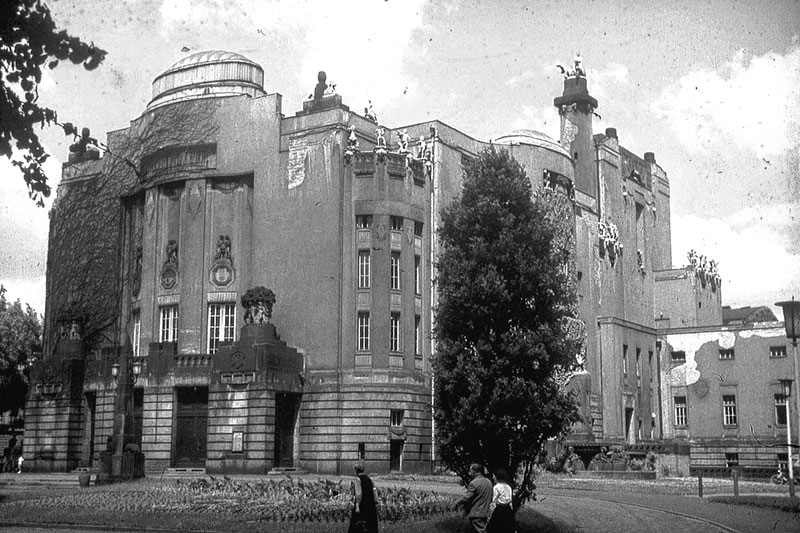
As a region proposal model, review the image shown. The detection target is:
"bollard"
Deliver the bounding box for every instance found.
[732,468,739,499]
[698,469,703,498]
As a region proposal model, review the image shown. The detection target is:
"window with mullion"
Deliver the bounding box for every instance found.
[674,396,687,427]
[358,251,371,289]
[357,312,370,351]
[775,394,788,425]
[207,303,236,354]
[390,312,401,352]
[722,395,737,426]
[132,311,141,358]
[159,305,179,343]
[391,252,401,291]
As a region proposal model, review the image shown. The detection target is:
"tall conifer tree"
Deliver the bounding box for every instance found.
[433,148,584,507]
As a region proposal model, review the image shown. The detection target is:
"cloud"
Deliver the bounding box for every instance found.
[0,151,60,315]
[508,105,560,140]
[671,211,800,314]
[653,44,800,158]
[506,71,537,87]
[160,0,427,112]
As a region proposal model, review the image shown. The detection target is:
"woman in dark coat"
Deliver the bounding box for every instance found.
[350,461,379,533]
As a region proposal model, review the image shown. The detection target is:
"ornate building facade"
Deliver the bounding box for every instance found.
[26,51,707,475]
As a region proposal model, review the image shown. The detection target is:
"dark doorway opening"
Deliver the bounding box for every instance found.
[173,387,208,468]
[274,392,301,468]
[80,392,96,467]
[625,407,634,443]
[390,440,404,472]
[133,388,144,450]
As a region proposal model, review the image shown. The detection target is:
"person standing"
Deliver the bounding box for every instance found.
[457,463,493,533]
[488,468,514,532]
[12,436,23,474]
[350,461,378,533]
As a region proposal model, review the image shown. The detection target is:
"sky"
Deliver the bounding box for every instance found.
[1,0,799,320]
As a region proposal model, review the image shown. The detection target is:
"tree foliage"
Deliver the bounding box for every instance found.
[433,148,584,507]
[0,285,42,414]
[0,0,106,205]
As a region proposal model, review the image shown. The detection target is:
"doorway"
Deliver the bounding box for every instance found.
[274,393,301,468]
[172,387,208,468]
[80,392,96,467]
[133,388,144,450]
[390,440,404,472]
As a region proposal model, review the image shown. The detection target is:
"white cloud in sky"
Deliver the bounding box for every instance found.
[160,0,426,113]
[671,210,800,314]
[653,45,800,158]
[0,151,60,315]
[509,105,560,140]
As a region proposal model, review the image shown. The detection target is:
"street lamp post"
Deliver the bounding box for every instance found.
[780,379,795,498]
[776,297,800,493]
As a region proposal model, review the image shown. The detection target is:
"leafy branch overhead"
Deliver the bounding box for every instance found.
[0,0,106,205]
[433,148,584,509]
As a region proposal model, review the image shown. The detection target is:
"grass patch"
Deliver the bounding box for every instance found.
[708,495,800,513]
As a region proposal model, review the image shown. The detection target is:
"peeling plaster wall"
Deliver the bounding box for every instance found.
[660,324,791,443]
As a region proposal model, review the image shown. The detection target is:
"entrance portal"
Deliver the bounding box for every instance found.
[80,392,96,467]
[274,393,300,468]
[390,440,404,472]
[173,387,208,468]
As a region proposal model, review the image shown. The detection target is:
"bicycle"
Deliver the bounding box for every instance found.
[770,467,800,485]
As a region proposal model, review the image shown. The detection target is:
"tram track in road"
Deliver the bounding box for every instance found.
[548,493,743,533]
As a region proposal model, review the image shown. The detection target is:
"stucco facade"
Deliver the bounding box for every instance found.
[659,323,794,473]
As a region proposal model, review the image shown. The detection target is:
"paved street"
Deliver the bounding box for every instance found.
[536,488,800,533]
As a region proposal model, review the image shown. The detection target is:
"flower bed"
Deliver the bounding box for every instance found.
[4,476,459,525]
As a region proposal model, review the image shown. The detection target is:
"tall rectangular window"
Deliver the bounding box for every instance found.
[674,396,687,427]
[719,349,734,360]
[415,315,421,356]
[635,348,641,377]
[414,255,421,295]
[390,409,404,426]
[770,346,787,358]
[391,252,401,290]
[356,215,373,228]
[132,311,141,358]
[622,345,628,376]
[358,251,371,289]
[723,395,738,426]
[357,312,370,351]
[159,305,179,343]
[207,303,236,354]
[775,394,788,425]
[390,312,401,352]
[414,221,423,237]
[390,216,403,231]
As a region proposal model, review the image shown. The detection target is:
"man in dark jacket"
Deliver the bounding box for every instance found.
[457,463,493,532]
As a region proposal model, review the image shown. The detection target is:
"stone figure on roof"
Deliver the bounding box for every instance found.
[376,127,386,149]
[364,100,377,123]
[324,81,337,97]
[397,129,410,153]
[347,126,359,150]
[313,71,327,100]
[573,53,585,77]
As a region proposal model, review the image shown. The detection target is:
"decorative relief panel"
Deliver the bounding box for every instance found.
[357,292,370,309]
[390,293,402,310]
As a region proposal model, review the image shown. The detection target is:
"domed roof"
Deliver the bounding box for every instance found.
[147,50,266,111]
[494,129,570,159]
